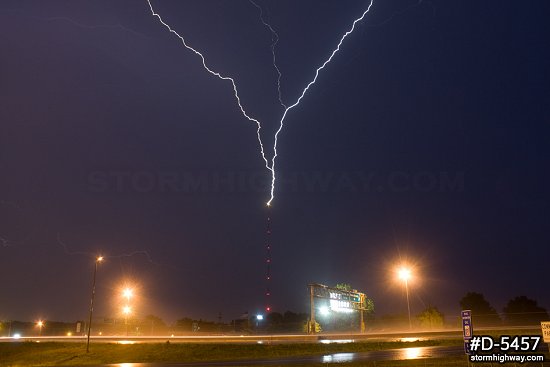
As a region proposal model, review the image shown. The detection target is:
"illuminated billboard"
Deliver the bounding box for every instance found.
[310,283,367,313]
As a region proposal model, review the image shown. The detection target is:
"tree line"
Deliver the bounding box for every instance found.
[406,292,549,329]
[1,293,546,336]
[458,292,549,326]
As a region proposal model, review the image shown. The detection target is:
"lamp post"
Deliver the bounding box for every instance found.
[123,305,132,336]
[398,267,412,330]
[86,256,103,353]
[36,320,44,336]
[122,288,133,303]
[121,288,133,336]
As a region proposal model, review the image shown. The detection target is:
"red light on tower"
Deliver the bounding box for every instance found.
[264,213,273,316]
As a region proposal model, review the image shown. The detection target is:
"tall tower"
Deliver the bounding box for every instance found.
[265,215,272,313]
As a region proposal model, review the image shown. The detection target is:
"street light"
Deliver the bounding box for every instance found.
[397,266,412,330]
[319,306,330,316]
[86,256,104,353]
[122,288,133,303]
[122,305,132,336]
[36,320,44,336]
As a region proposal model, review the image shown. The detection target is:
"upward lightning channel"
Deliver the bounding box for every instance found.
[146,0,272,172]
[267,0,375,206]
[249,0,286,109]
[146,0,375,206]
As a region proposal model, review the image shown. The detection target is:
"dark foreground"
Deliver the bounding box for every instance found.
[1,339,548,367]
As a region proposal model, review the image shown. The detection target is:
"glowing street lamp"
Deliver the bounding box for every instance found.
[122,288,133,303]
[36,320,44,336]
[86,256,104,353]
[123,305,132,315]
[397,266,412,329]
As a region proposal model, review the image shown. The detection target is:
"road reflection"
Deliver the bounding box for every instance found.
[319,339,353,344]
[401,347,423,359]
[106,345,462,366]
[322,352,355,363]
[399,337,427,342]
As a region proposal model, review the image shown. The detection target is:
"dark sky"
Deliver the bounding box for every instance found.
[1,0,549,324]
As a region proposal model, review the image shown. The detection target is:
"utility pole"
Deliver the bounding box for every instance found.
[405,277,412,330]
[360,293,365,333]
[86,256,103,353]
[309,284,316,334]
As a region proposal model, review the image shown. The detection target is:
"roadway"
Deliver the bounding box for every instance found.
[0,325,541,344]
[0,331,456,344]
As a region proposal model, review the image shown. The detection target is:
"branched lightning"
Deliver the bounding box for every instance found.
[146,0,272,172]
[146,0,375,205]
[249,0,286,109]
[267,0,375,205]
[57,232,163,266]
[0,8,148,38]
[0,199,166,267]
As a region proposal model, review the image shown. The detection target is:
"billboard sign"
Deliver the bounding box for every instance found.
[310,284,367,312]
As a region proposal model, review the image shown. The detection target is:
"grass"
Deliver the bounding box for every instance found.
[0,339,462,367]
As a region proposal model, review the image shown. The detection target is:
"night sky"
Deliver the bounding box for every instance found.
[1,0,549,324]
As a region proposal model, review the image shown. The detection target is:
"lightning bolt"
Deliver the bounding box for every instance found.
[0,198,172,269]
[249,0,286,109]
[146,0,272,173]
[267,0,375,206]
[146,0,375,206]
[57,232,164,267]
[0,8,148,39]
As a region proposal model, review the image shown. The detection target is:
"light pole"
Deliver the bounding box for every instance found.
[121,287,133,336]
[122,288,133,303]
[398,267,412,330]
[122,305,132,336]
[86,256,103,353]
[36,320,44,336]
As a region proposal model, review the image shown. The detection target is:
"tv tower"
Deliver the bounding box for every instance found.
[265,214,272,313]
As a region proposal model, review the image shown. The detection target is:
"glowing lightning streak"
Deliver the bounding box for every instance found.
[146,0,272,172]
[249,0,286,109]
[57,232,165,267]
[146,0,375,205]
[267,0,375,206]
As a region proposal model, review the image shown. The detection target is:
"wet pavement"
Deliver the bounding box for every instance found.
[70,345,464,366]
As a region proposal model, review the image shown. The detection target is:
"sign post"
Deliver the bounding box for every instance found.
[308,283,369,334]
[309,285,316,334]
[541,321,550,352]
[461,310,473,355]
